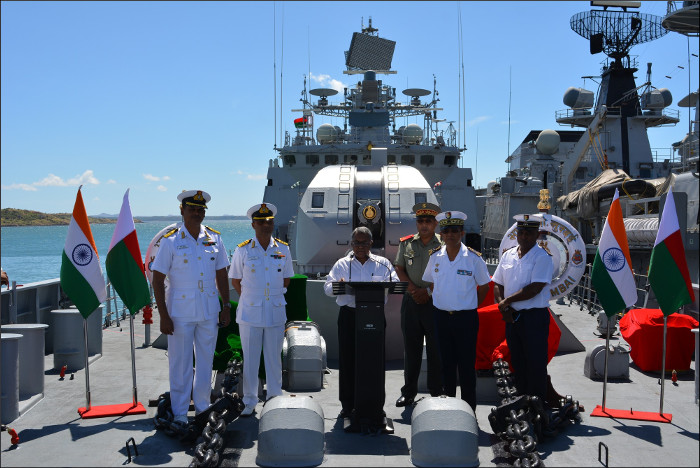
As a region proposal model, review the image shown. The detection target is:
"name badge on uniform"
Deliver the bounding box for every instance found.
[249,256,259,261]
[177,245,188,250]
[457,269,472,276]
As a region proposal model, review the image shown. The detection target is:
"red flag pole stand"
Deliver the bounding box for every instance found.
[78,402,146,418]
[590,405,672,423]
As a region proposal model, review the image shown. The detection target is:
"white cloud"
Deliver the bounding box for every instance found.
[246,174,265,180]
[33,170,99,187]
[143,174,160,181]
[162,176,170,181]
[310,72,347,94]
[468,116,491,126]
[1,183,38,191]
[157,185,167,191]
[107,179,117,184]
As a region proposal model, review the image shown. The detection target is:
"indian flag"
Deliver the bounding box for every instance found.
[648,188,695,316]
[591,189,637,317]
[106,189,151,315]
[60,187,107,319]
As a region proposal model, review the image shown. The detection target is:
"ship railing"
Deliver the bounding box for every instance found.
[1,278,68,325]
[564,264,651,314]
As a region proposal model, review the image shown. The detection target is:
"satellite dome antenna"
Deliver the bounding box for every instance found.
[570,2,668,65]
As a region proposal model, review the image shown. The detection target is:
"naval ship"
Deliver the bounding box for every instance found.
[260,19,480,361]
[479,2,700,295]
[1,4,698,467]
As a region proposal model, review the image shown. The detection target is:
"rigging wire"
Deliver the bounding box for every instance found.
[280,4,284,149]
[273,2,277,150]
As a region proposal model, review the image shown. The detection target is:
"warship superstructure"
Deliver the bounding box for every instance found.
[479,2,699,287]
[263,19,480,277]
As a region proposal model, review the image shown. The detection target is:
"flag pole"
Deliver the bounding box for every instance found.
[129,311,138,407]
[601,319,611,411]
[83,318,91,409]
[659,313,670,415]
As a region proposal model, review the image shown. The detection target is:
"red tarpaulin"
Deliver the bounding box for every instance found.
[473,281,561,370]
[619,308,698,372]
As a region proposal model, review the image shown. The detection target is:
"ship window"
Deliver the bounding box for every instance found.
[325,154,339,165]
[267,179,273,186]
[344,154,358,164]
[414,193,427,204]
[283,155,296,166]
[444,155,457,166]
[420,155,434,167]
[575,167,586,179]
[387,154,397,164]
[312,192,325,208]
[306,154,319,166]
[401,155,415,165]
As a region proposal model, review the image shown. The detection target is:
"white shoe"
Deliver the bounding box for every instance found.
[240,405,255,417]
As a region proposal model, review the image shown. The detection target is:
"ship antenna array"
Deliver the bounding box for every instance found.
[570,7,668,63]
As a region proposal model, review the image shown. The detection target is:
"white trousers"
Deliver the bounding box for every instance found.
[167,317,219,417]
[238,323,285,407]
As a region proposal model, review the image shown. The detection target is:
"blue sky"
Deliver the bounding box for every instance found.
[2,1,697,216]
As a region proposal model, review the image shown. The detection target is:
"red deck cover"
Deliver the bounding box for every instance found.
[475,303,561,370]
[619,308,698,372]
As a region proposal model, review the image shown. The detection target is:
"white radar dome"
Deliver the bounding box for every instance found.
[535,129,560,155]
[316,123,338,144]
[403,124,423,145]
[563,87,595,109]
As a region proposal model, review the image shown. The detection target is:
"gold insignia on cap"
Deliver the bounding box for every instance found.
[445,212,452,219]
[194,191,204,201]
[260,204,270,214]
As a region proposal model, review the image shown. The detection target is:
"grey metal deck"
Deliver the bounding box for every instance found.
[1,300,698,467]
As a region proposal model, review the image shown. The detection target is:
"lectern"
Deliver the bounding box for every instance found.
[332,281,407,433]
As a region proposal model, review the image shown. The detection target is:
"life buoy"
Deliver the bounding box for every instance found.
[144,223,179,286]
[498,214,586,300]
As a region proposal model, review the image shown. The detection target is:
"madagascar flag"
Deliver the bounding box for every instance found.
[60,187,107,318]
[648,188,695,316]
[294,117,307,128]
[106,189,151,315]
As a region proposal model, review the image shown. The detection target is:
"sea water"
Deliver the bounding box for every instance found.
[0,219,255,319]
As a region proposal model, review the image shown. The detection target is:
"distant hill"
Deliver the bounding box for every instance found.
[1,208,141,227]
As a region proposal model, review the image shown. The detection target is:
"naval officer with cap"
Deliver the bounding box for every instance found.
[229,203,294,416]
[393,202,444,407]
[422,210,490,410]
[492,214,553,403]
[152,190,231,430]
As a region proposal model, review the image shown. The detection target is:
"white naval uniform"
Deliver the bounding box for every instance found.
[151,223,229,418]
[492,245,553,310]
[422,244,491,310]
[323,253,400,306]
[229,237,294,408]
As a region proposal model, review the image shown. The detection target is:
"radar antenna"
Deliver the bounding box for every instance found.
[570,6,668,64]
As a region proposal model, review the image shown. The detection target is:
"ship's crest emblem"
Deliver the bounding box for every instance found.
[572,249,583,265]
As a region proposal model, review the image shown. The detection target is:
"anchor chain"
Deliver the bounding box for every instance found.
[154,359,244,467]
[488,358,582,467]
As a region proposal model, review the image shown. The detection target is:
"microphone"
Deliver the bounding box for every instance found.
[372,257,394,282]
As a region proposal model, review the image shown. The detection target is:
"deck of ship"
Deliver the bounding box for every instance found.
[1,299,698,467]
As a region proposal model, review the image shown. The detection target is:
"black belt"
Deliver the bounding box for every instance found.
[437,307,476,315]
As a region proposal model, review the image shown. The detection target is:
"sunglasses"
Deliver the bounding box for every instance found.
[440,226,462,234]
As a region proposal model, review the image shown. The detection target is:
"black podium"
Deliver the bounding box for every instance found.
[332,281,407,433]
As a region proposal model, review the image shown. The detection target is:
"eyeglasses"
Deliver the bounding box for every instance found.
[351,241,372,247]
[440,226,462,234]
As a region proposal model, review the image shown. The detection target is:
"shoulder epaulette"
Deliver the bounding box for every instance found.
[275,237,289,246]
[467,246,482,257]
[429,246,441,255]
[540,244,553,256]
[237,238,252,248]
[205,225,221,234]
[399,234,416,242]
[162,227,179,238]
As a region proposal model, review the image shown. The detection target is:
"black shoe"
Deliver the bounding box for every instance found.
[395,395,415,407]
